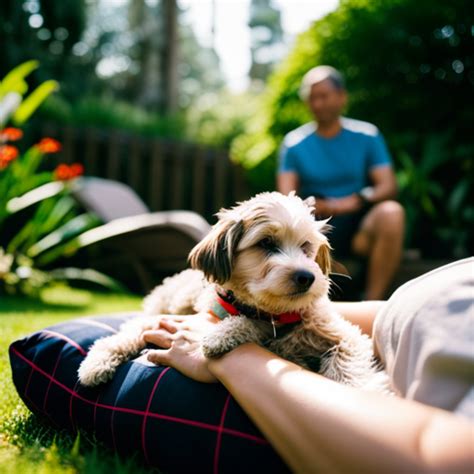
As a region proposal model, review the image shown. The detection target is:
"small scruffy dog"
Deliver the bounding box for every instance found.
[78,192,389,391]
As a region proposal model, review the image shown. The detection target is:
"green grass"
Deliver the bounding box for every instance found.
[0,285,157,474]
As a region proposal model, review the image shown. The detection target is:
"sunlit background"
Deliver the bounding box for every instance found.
[75,0,340,93]
[1,0,473,263]
[179,0,339,91]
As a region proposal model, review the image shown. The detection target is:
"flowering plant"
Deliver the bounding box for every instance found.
[0,62,123,296]
[0,128,84,222]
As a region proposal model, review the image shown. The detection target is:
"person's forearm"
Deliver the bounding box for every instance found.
[330,184,397,216]
[332,300,385,336]
[369,181,398,202]
[277,172,299,195]
[209,343,474,474]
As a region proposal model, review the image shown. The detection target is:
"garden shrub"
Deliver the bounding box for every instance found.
[0,62,123,296]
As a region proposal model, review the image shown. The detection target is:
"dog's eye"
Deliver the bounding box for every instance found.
[257,237,278,253]
[301,241,313,255]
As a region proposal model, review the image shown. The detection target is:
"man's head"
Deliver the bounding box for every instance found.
[299,66,347,124]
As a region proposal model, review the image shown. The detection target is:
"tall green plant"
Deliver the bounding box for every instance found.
[0,147,125,296]
[0,60,59,127]
[0,63,125,296]
[396,134,449,246]
[396,133,473,255]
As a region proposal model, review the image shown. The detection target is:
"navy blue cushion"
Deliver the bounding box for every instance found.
[9,314,289,473]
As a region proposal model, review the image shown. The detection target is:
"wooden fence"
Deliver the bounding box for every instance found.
[41,125,251,222]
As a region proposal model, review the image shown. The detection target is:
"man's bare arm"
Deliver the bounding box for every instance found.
[277,171,299,195]
[367,164,398,202]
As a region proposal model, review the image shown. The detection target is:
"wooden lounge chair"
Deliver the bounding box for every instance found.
[71,177,211,293]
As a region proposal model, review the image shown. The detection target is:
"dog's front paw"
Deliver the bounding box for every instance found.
[201,334,238,358]
[201,316,262,358]
[78,351,118,387]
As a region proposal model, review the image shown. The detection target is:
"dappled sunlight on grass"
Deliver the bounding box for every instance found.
[1,284,142,315]
[0,287,155,474]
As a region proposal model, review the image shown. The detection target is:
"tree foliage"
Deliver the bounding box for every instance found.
[0,0,91,100]
[248,0,284,85]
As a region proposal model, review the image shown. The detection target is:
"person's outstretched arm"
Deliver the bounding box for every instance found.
[145,319,474,474]
[210,343,473,473]
[332,300,384,336]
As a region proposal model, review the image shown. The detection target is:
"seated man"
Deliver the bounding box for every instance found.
[277,65,405,300]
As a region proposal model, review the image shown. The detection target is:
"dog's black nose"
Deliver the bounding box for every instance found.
[292,270,315,291]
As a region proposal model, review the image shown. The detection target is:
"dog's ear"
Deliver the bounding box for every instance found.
[188,219,244,284]
[315,240,332,276]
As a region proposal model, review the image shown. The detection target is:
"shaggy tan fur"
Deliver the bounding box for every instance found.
[78,192,390,392]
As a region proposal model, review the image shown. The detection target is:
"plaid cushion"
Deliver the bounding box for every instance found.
[9,314,289,473]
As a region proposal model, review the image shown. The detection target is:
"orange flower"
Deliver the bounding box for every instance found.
[53,162,84,181]
[35,137,62,154]
[0,145,19,161]
[0,145,19,169]
[69,163,84,176]
[0,127,23,142]
[53,164,70,180]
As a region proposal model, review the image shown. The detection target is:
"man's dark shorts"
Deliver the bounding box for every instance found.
[325,208,368,258]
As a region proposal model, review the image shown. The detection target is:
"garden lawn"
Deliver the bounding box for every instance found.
[0,285,156,474]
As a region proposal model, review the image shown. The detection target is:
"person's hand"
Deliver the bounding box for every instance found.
[143,313,219,383]
[314,198,333,218]
[336,194,364,214]
[316,195,362,217]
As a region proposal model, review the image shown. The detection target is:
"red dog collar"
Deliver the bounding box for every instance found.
[209,291,302,325]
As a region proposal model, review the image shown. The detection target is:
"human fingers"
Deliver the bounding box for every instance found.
[147,339,217,383]
[159,319,180,333]
[160,314,218,339]
[160,315,192,324]
[147,349,171,365]
[147,315,189,330]
[143,329,178,348]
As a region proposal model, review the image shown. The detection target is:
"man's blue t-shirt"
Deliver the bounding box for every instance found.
[278,117,392,199]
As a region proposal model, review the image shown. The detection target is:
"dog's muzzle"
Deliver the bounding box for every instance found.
[291,270,315,292]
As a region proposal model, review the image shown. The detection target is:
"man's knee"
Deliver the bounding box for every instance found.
[372,200,405,235]
[353,201,405,254]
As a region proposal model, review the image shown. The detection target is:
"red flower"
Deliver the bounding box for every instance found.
[0,145,19,170]
[53,164,70,180]
[0,127,23,142]
[54,162,84,181]
[35,137,62,154]
[69,163,84,176]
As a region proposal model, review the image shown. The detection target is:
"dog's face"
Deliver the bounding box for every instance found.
[189,192,331,314]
